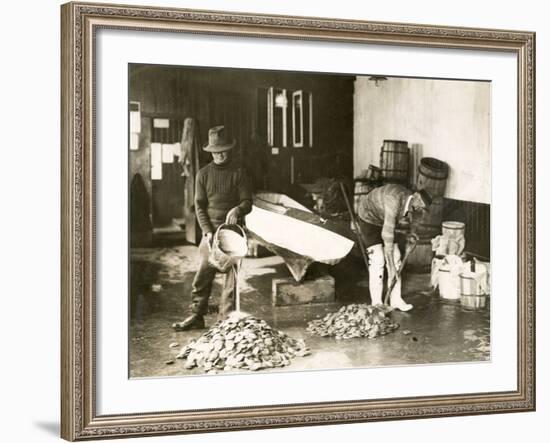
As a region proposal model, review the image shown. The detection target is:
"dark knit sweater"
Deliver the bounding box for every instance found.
[194,159,252,234]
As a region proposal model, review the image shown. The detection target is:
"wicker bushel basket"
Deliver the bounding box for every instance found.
[459,272,488,310]
[208,224,248,273]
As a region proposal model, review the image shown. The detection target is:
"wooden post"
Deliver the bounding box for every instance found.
[181,118,202,245]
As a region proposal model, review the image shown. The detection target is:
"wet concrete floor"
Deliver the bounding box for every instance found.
[130,245,490,378]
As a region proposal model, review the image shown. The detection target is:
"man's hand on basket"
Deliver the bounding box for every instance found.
[407,232,419,246]
[225,207,240,225]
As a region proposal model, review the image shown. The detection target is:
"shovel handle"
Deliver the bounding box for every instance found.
[339,182,371,274]
[383,238,418,305]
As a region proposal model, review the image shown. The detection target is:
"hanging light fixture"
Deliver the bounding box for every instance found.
[368,75,388,87]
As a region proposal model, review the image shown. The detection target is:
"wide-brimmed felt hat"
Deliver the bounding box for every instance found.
[203,125,236,153]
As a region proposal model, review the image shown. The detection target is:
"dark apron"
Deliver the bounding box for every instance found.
[358,219,383,249]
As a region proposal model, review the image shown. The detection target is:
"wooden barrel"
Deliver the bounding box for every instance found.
[406,196,445,273]
[416,157,449,198]
[460,273,487,310]
[459,260,489,310]
[438,266,461,300]
[405,236,433,273]
[460,294,487,310]
[442,221,465,239]
[410,196,444,236]
[365,165,382,181]
[353,180,377,214]
[442,221,466,255]
[380,140,409,183]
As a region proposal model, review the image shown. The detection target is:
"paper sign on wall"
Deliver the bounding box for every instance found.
[162,144,174,163]
[151,143,162,180]
[173,142,182,158]
[130,132,139,151]
[130,111,141,133]
[153,118,170,128]
[129,101,141,133]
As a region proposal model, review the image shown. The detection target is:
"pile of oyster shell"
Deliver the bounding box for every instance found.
[176,316,310,373]
[307,304,399,340]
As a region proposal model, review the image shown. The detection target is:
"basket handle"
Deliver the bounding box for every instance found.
[214,223,247,244]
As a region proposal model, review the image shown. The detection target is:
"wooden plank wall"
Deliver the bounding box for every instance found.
[129,65,490,257]
[129,64,355,202]
[443,198,491,260]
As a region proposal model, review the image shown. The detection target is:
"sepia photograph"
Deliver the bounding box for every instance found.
[128,63,491,378]
[57,2,537,439]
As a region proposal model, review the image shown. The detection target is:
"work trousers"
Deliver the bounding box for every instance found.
[190,236,235,318]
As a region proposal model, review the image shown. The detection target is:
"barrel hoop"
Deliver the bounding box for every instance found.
[381,150,410,154]
[418,168,448,180]
[417,223,442,228]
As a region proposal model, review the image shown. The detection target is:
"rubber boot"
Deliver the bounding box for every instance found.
[388,244,413,312]
[366,244,385,305]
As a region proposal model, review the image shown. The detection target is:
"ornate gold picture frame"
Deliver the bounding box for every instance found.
[61,2,535,440]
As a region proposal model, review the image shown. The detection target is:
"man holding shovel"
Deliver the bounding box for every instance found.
[172,125,252,331]
[357,183,432,312]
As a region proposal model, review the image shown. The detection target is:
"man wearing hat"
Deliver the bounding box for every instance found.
[357,183,432,312]
[173,125,252,331]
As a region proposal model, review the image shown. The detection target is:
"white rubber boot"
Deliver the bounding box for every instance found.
[389,244,413,312]
[366,244,384,306]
